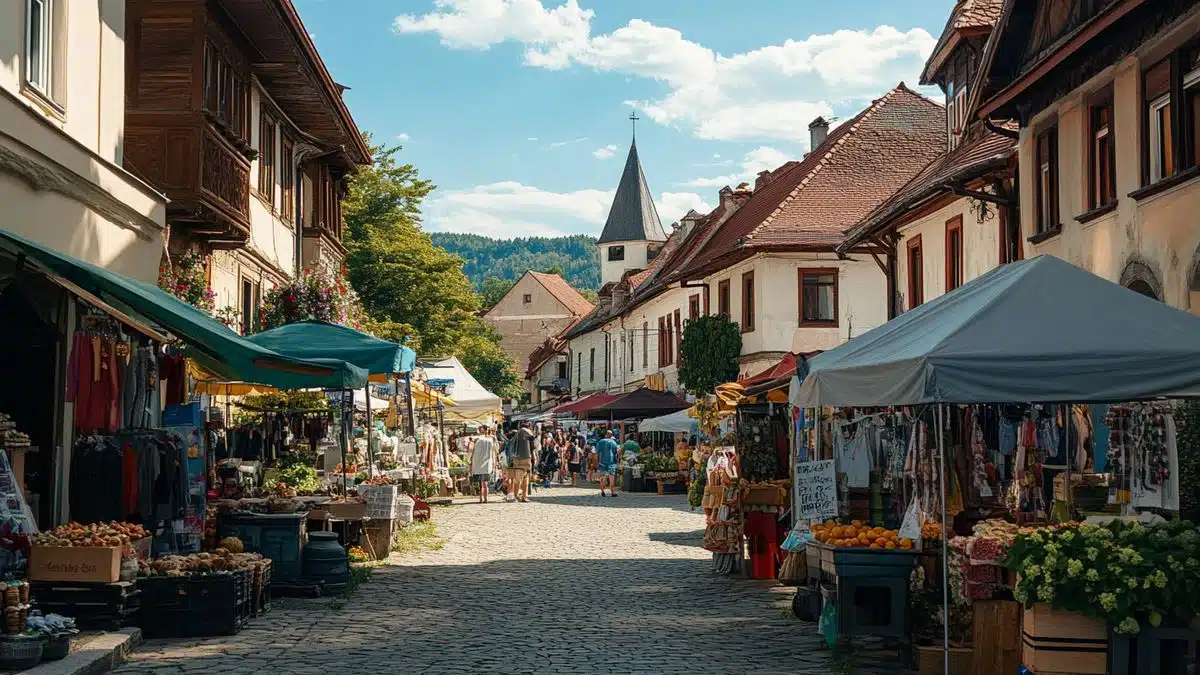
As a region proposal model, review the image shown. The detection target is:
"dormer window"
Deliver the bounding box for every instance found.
[944,79,968,150]
[608,245,625,262]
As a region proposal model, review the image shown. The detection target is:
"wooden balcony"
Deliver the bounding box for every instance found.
[125,120,252,248]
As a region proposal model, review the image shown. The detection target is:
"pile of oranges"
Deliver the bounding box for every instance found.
[812,520,914,550]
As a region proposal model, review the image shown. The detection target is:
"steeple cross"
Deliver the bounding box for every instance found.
[629,110,640,139]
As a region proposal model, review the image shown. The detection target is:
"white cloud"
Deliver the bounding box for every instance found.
[394,2,937,141]
[424,181,711,237]
[543,136,589,149]
[395,132,411,142]
[593,144,618,159]
[683,146,792,188]
[526,136,539,141]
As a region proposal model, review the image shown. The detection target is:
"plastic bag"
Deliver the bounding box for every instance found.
[819,595,838,648]
[781,522,813,552]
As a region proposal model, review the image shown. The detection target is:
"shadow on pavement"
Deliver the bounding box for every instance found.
[527,490,699,515]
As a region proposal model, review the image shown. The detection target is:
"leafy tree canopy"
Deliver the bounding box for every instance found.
[342,137,522,398]
[480,277,514,311]
[678,315,742,396]
[430,232,599,291]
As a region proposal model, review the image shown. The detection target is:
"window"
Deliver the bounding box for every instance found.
[703,285,710,315]
[280,136,295,222]
[203,42,248,140]
[607,246,625,262]
[24,0,61,104]
[799,269,838,325]
[999,207,1022,265]
[1089,92,1116,209]
[717,280,731,318]
[1035,126,1059,234]
[945,79,968,150]
[589,348,595,382]
[657,317,666,365]
[688,294,700,322]
[740,271,755,332]
[522,294,532,304]
[628,332,634,372]
[945,215,964,292]
[674,310,682,365]
[258,115,277,205]
[642,322,648,368]
[557,360,568,380]
[907,235,924,310]
[576,352,581,386]
[240,277,260,335]
[1140,51,1200,187]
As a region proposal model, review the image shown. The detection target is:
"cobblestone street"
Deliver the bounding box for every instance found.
[114,486,906,674]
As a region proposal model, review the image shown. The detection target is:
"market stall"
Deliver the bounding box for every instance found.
[789,255,1200,674]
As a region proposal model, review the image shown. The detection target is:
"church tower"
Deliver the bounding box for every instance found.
[597,133,666,285]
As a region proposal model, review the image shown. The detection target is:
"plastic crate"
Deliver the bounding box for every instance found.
[139,571,251,638]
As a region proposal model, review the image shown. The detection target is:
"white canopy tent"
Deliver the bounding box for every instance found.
[637,408,697,434]
[422,357,503,423]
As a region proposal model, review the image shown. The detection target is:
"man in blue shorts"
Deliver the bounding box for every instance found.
[595,429,620,497]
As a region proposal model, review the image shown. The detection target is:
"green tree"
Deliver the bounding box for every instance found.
[343,137,521,396]
[678,315,742,395]
[480,277,514,310]
[541,266,564,276]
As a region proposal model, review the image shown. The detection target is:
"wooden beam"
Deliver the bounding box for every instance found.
[977,0,1146,119]
[865,247,889,276]
[945,184,1013,206]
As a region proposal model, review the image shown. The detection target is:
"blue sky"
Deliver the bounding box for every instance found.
[294,0,954,238]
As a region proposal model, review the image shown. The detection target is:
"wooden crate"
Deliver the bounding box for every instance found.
[913,644,972,675]
[1022,604,1107,675]
[972,600,1021,675]
[29,546,121,583]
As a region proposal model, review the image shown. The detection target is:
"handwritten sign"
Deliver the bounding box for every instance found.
[795,460,837,521]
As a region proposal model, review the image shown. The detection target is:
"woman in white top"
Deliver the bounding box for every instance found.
[470,426,498,504]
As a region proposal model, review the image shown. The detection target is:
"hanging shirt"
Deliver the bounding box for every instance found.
[837,423,872,488]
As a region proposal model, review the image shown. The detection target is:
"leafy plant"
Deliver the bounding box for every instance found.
[272,465,320,493]
[1004,520,1200,633]
[158,250,215,312]
[259,266,363,330]
[678,315,742,396]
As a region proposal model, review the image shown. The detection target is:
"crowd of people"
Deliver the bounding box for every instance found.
[460,422,641,504]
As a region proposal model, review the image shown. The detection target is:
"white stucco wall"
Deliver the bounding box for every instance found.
[599,240,650,285]
[0,0,165,281]
[1017,11,1200,313]
[895,197,1002,309]
[703,253,887,376]
[246,86,297,278]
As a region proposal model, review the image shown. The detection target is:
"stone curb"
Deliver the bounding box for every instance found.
[19,629,142,675]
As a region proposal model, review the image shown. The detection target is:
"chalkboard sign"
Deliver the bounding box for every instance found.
[794,459,837,521]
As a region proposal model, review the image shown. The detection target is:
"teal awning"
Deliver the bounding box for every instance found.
[244,320,416,376]
[0,230,367,390]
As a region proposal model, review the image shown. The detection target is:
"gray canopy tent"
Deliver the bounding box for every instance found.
[789,255,1200,674]
[792,254,1200,408]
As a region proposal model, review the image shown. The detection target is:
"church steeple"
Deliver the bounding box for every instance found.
[597,139,666,246]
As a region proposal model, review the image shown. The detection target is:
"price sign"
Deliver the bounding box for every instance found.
[794,460,837,521]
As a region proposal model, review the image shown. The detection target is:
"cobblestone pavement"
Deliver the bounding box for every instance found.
[114,486,909,675]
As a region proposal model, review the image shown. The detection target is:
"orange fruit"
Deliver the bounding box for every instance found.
[869,543,881,549]
[851,520,864,527]
[875,537,888,547]
[824,520,836,528]
[885,541,897,550]
[899,538,914,550]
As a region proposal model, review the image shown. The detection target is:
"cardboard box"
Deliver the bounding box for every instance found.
[326,502,367,520]
[29,546,122,583]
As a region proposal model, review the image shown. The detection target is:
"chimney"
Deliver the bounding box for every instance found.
[755,170,773,191]
[809,116,829,150]
[679,210,704,239]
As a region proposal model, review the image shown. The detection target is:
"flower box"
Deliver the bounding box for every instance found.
[1022,604,1107,675]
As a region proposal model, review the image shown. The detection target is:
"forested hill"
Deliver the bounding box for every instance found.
[430,233,601,290]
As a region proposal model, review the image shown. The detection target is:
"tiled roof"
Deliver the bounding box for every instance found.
[527,271,595,316]
[675,84,946,279]
[598,141,667,244]
[840,122,1016,250]
[922,0,1003,84]
[525,318,578,379]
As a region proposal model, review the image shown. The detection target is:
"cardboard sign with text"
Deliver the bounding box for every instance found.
[794,460,837,521]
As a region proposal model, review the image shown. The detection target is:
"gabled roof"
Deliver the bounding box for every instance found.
[922,0,1004,83]
[598,141,667,244]
[839,121,1016,251]
[526,271,595,316]
[676,84,946,280]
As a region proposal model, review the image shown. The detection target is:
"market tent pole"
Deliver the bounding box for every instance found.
[340,388,349,494]
[366,386,374,478]
[936,404,949,675]
[404,372,417,438]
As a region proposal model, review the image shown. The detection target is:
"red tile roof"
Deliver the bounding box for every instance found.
[955,0,1004,30]
[675,84,946,280]
[527,271,595,316]
[922,0,1003,84]
[840,121,1016,250]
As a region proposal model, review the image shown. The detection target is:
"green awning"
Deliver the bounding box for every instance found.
[244,320,416,376]
[0,230,367,390]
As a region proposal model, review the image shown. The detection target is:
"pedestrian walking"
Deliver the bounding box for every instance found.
[509,422,536,502]
[566,437,583,486]
[470,425,498,504]
[595,430,620,497]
